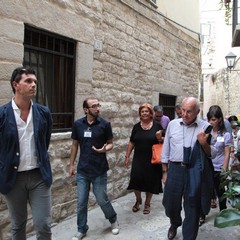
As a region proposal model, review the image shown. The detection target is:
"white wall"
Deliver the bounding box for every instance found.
[200,0,240,74]
[156,0,200,38]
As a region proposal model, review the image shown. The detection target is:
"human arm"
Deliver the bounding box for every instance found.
[222,132,232,170]
[69,139,79,176]
[45,109,53,149]
[92,139,113,152]
[223,146,231,170]
[124,141,135,167]
[161,126,171,184]
[197,131,211,157]
[155,130,164,143]
[161,163,168,184]
[160,116,170,130]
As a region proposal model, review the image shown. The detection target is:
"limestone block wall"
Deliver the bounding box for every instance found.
[203,61,240,117]
[0,0,201,239]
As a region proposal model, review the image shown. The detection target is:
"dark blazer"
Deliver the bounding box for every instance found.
[187,125,214,214]
[0,101,53,194]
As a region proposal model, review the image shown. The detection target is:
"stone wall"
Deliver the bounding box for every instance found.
[203,59,240,117]
[0,0,201,239]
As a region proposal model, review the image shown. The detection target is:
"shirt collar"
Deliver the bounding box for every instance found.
[83,116,101,124]
[180,118,199,127]
[11,98,33,109]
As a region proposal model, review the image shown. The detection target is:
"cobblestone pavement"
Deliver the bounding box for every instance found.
[28,192,239,240]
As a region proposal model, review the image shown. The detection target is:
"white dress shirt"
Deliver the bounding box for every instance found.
[12,99,38,171]
[161,118,214,163]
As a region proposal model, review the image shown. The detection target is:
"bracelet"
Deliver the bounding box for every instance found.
[162,169,168,173]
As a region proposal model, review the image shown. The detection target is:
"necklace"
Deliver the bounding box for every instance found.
[140,121,153,130]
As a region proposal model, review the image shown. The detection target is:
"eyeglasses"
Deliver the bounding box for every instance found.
[88,104,101,109]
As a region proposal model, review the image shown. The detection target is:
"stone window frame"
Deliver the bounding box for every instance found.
[23,25,76,132]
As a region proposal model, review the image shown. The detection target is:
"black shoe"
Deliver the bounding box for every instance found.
[168,225,177,240]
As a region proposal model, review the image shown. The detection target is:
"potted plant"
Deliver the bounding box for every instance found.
[214,164,240,228]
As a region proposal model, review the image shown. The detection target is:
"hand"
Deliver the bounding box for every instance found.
[92,144,107,153]
[230,152,236,159]
[124,156,130,168]
[162,172,167,184]
[155,130,163,143]
[69,165,75,177]
[197,131,209,145]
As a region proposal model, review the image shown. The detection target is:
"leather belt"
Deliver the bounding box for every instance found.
[18,168,40,174]
[171,161,188,167]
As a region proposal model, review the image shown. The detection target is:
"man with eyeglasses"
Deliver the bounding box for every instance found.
[69,97,119,240]
[0,66,53,239]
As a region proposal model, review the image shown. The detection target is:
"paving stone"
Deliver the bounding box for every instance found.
[27,192,240,240]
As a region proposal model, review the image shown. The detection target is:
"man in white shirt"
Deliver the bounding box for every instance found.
[0,66,53,239]
[161,97,214,240]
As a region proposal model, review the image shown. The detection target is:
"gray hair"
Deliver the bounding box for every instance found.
[153,105,163,113]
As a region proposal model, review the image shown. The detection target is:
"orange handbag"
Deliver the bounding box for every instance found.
[151,143,163,164]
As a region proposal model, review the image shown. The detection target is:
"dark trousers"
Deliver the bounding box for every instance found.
[214,171,227,211]
[162,162,200,240]
[4,169,52,240]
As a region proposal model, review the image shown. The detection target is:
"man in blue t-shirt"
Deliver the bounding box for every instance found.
[69,97,119,240]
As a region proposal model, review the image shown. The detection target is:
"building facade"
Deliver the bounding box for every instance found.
[201,0,240,117]
[0,0,201,238]
[204,59,240,117]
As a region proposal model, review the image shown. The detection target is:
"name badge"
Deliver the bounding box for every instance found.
[84,130,92,138]
[217,136,224,142]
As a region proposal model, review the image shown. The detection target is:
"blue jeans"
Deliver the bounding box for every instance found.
[76,173,117,234]
[4,168,52,240]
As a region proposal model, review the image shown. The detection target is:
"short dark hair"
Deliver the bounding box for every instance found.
[82,97,99,109]
[228,115,238,123]
[10,66,36,93]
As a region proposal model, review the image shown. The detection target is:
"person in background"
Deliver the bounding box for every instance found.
[161,97,215,240]
[227,115,240,168]
[69,97,119,240]
[199,105,232,225]
[207,112,234,211]
[175,104,182,118]
[224,117,232,135]
[0,66,53,239]
[125,103,163,215]
[153,105,170,130]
